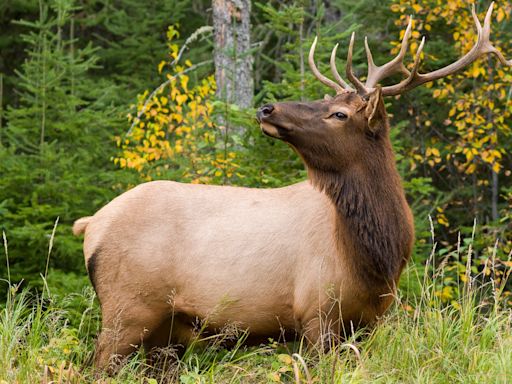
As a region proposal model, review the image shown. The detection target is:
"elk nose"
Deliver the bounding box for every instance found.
[257,104,274,121]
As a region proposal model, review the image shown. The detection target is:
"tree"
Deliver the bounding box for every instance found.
[0,0,127,285]
[212,0,254,114]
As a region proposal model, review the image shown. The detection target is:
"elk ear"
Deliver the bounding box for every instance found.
[364,86,386,134]
[324,94,333,101]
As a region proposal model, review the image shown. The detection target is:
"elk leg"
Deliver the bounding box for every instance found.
[93,306,165,373]
[301,317,322,347]
[301,316,339,352]
[143,317,197,366]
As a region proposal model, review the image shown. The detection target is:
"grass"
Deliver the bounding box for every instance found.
[1,231,511,383]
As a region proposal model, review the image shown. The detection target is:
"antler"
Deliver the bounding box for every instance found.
[309,36,344,93]
[309,36,352,93]
[320,2,511,97]
[363,17,414,90]
[380,2,512,96]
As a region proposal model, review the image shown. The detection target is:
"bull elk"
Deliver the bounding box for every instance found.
[73,3,510,371]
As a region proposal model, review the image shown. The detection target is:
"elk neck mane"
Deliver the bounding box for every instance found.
[308,141,412,288]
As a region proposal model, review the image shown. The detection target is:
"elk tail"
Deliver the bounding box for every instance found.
[72,216,92,236]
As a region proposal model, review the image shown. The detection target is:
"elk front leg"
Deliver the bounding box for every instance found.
[301,315,339,352]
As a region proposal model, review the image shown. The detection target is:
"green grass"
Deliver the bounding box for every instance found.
[1,236,511,383]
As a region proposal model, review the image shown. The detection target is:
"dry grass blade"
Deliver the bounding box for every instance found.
[2,231,10,285]
[292,353,312,384]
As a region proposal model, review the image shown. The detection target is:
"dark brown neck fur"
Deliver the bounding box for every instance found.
[309,143,413,288]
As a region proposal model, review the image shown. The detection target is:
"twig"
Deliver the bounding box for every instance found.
[171,26,213,67]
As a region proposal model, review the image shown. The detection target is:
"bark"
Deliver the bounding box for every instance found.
[213,0,253,111]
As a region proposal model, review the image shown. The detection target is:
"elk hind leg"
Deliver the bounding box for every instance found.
[93,307,164,374]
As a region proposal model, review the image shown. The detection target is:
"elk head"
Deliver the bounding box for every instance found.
[257,2,511,174]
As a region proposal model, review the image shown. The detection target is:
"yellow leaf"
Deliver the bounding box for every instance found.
[267,372,281,382]
[497,8,505,23]
[390,4,400,13]
[181,75,189,90]
[278,354,293,365]
[176,94,188,105]
[158,60,166,74]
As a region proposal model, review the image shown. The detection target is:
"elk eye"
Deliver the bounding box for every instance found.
[331,112,347,120]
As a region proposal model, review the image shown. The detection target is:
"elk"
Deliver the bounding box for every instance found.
[73,3,510,371]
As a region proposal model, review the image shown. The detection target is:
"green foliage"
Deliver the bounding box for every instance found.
[0,0,130,284]
[79,0,203,92]
[254,1,360,102]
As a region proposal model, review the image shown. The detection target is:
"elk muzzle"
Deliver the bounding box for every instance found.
[257,103,295,139]
[257,104,274,121]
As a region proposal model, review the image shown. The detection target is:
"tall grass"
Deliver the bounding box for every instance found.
[1,229,511,383]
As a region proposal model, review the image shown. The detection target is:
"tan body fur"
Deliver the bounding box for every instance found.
[77,179,397,369]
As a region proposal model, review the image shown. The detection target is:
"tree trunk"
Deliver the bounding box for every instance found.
[213,0,253,112]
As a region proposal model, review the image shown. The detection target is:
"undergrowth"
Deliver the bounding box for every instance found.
[1,227,511,383]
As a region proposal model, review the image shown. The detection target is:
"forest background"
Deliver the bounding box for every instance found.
[0,0,511,381]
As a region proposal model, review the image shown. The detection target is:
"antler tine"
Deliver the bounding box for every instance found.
[382,2,511,96]
[309,36,344,93]
[345,32,367,94]
[364,37,377,79]
[330,44,353,90]
[483,2,493,36]
[472,3,483,36]
[481,2,512,66]
[380,37,426,95]
[364,17,413,89]
[408,36,426,81]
